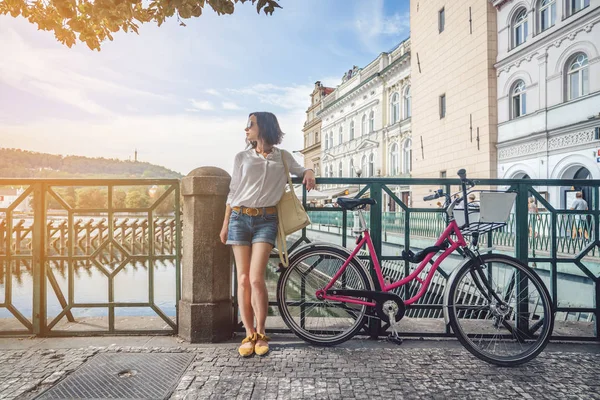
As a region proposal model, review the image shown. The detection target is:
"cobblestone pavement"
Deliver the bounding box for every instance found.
[0,336,598,399]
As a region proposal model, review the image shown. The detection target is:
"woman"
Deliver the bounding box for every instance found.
[219,112,316,357]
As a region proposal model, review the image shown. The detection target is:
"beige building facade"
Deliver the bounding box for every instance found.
[300,81,334,176]
[410,1,499,202]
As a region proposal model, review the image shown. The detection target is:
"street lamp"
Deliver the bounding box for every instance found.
[354,167,363,194]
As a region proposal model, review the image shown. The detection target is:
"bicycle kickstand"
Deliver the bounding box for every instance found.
[386,310,403,345]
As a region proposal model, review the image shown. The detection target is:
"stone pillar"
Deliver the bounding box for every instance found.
[179,167,233,343]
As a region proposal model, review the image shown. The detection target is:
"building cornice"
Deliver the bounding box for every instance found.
[303,117,322,132]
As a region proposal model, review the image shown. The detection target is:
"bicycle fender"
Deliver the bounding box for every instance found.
[442,257,472,326]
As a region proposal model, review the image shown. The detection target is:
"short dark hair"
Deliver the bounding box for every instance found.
[248,112,285,147]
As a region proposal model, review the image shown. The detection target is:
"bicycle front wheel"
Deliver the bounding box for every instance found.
[447,254,553,366]
[277,245,373,346]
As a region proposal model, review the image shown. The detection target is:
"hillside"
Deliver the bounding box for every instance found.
[0,148,183,179]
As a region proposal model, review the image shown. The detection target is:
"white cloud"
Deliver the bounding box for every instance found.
[222,101,241,110]
[0,25,172,116]
[353,0,409,50]
[189,99,214,111]
[228,83,313,111]
[205,89,221,96]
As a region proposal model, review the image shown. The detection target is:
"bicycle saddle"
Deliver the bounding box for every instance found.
[336,197,377,210]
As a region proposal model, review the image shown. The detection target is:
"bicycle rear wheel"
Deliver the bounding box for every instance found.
[447,254,553,366]
[277,245,373,346]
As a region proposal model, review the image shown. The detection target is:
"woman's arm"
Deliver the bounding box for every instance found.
[282,150,316,191]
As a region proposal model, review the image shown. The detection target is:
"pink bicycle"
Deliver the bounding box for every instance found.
[277,169,553,366]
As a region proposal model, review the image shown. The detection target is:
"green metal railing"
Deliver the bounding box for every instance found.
[262,176,600,341]
[0,179,181,336]
[308,211,597,258]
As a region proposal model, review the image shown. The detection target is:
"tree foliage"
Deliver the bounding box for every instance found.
[0,0,282,50]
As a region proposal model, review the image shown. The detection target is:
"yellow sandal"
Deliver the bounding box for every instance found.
[255,333,270,356]
[239,333,257,357]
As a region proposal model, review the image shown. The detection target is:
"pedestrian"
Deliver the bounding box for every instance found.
[528,197,539,238]
[570,192,589,238]
[467,193,479,208]
[219,112,316,357]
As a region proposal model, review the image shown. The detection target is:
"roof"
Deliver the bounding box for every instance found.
[323,87,335,96]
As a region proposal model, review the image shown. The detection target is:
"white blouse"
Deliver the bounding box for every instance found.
[226,147,308,208]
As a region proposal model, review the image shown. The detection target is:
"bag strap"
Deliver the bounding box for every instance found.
[280,149,294,194]
[277,226,289,267]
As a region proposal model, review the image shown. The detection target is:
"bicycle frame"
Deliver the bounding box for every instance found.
[321,219,469,307]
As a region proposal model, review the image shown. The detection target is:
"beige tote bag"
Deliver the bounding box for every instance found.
[277,151,311,267]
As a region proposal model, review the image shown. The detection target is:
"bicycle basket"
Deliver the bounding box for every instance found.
[453,191,517,235]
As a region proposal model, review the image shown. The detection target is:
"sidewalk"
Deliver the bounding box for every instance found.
[0,335,599,400]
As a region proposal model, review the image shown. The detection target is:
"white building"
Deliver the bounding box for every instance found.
[494,0,600,208]
[0,188,29,212]
[318,40,412,210]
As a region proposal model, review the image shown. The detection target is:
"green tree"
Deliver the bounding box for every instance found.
[76,187,107,208]
[125,189,150,209]
[0,0,281,51]
[113,189,127,209]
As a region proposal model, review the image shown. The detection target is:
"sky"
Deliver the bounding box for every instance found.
[0,0,410,175]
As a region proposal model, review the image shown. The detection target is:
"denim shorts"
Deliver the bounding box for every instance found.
[226,209,279,247]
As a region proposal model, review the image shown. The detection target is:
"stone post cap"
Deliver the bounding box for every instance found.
[182,167,231,196]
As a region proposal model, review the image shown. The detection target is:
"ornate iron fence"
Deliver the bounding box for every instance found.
[0,179,181,336]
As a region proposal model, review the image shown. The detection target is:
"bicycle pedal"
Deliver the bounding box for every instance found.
[387,334,403,345]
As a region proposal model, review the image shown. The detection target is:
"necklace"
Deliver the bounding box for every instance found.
[256,147,273,157]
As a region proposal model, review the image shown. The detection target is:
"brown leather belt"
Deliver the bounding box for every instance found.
[232,206,277,217]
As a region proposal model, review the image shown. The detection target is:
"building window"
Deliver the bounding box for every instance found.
[350,120,355,140]
[511,80,527,119]
[338,162,343,178]
[439,7,445,33]
[350,159,355,177]
[390,143,399,176]
[439,94,446,119]
[403,139,412,174]
[403,86,411,119]
[339,126,343,145]
[390,92,400,124]
[567,53,589,100]
[330,164,334,178]
[568,0,590,16]
[513,8,528,48]
[315,132,319,143]
[539,0,556,32]
[361,114,367,136]
[330,132,334,148]
[315,164,320,177]
[368,154,375,177]
[369,111,375,132]
[305,137,308,147]
[324,165,328,179]
[324,134,328,150]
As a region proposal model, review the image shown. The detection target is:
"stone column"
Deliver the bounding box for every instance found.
[179,167,233,343]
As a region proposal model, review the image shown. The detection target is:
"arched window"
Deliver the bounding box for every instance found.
[403,86,411,119]
[361,155,367,176]
[513,9,528,48]
[389,143,399,176]
[567,53,589,100]
[539,0,556,32]
[324,165,328,178]
[324,134,328,150]
[315,132,319,143]
[350,159,355,177]
[369,111,375,133]
[339,127,343,145]
[568,0,590,16]
[390,92,400,124]
[330,132,334,148]
[338,162,343,177]
[350,120,355,140]
[402,139,412,174]
[330,164,334,178]
[511,80,527,119]
[361,114,367,136]
[368,154,375,177]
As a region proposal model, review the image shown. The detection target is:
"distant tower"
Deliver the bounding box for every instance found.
[134,149,138,162]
